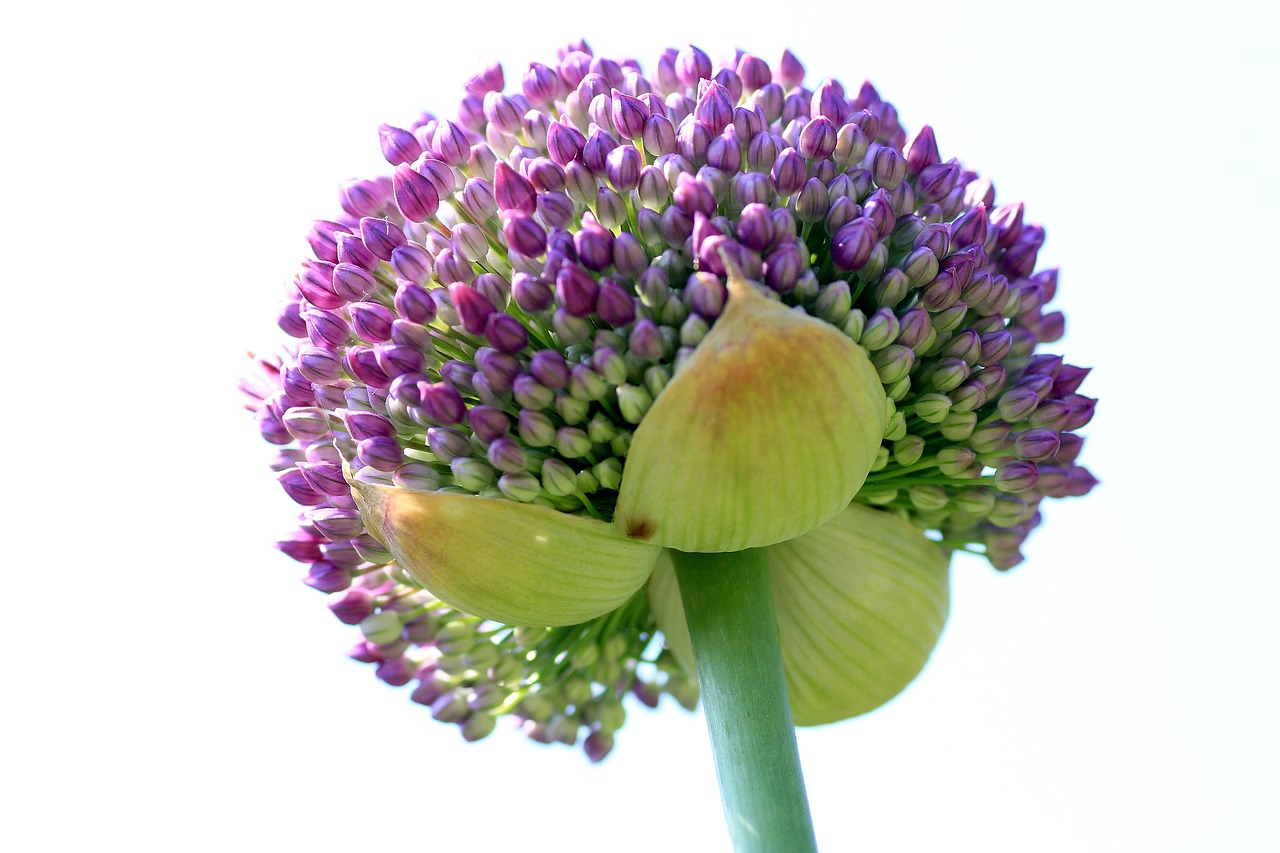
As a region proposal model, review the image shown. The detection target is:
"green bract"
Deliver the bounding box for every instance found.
[350,264,950,722]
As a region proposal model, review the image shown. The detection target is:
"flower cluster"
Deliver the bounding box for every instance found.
[244,41,1096,758]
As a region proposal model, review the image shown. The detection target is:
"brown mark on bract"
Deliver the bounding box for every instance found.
[624,517,656,541]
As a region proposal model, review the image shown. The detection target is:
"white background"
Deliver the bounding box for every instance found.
[5,1,1277,850]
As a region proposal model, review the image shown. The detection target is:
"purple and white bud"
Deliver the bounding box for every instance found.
[393,164,441,222]
[770,149,806,196]
[831,219,879,271]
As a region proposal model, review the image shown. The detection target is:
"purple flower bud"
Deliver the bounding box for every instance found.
[482,91,523,133]
[714,67,744,104]
[507,274,549,314]
[995,461,1039,493]
[764,242,804,293]
[295,462,347,498]
[413,156,457,199]
[1051,432,1084,465]
[736,53,771,91]
[306,219,348,264]
[303,308,349,349]
[917,161,961,204]
[781,93,810,126]
[393,164,441,222]
[341,410,392,441]
[1013,429,1061,462]
[676,44,712,86]
[951,204,988,249]
[448,283,497,335]
[467,405,512,442]
[529,349,571,388]
[503,212,548,258]
[310,507,365,541]
[1002,231,1044,279]
[732,202,774,251]
[386,246,429,287]
[639,113,677,158]
[302,560,351,594]
[990,202,1024,249]
[435,247,475,285]
[625,317,663,361]
[921,271,961,313]
[610,89,649,140]
[357,217,404,262]
[465,61,505,96]
[831,219,879,271]
[669,173,714,219]
[523,62,562,104]
[596,279,637,326]
[996,386,1041,422]
[706,128,743,174]
[426,427,470,462]
[333,232,377,272]
[872,146,907,189]
[582,126,620,174]
[605,234,643,278]
[275,301,307,341]
[733,105,766,141]
[746,130,779,172]
[559,50,592,88]
[579,73,611,110]
[278,468,326,506]
[484,312,529,354]
[295,347,342,384]
[378,124,423,166]
[546,120,586,166]
[296,260,345,310]
[340,178,389,218]
[531,192,570,231]
[326,263,372,303]
[796,178,831,224]
[805,79,843,123]
[340,300,389,343]
[798,116,838,160]
[431,120,471,166]
[493,161,537,215]
[777,49,805,89]
[329,588,376,625]
[524,158,566,193]
[683,271,726,320]
[421,382,466,426]
[771,148,806,196]
[1059,394,1097,431]
[1035,311,1065,343]
[905,125,940,177]
[357,436,403,472]
[694,80,733,136]
[605,144,642,191]
[676,118,712,165]
[556,263,600,317]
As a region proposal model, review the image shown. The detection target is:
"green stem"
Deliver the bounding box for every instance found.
[670,549,818,853]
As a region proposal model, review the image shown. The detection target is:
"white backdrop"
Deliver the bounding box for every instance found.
[5,1,1277,850]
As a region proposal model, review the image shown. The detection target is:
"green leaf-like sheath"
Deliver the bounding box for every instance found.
[650,504,950,725]
[615,266,886,552]
[351,481,662,626]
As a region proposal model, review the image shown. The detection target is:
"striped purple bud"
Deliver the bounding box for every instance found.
[522,62,561,105]
[831,219,879,271]
[393,164,441,222]
[493,161,537,215]
[771,148,806,196]
[675,44,712,86]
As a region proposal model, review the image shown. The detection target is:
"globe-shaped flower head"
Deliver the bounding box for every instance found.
[244,41,1097,760]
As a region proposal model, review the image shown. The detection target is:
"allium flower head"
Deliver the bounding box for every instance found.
[244,41,1096,759]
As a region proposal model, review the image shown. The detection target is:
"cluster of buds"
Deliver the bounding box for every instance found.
[244,40,1096,757]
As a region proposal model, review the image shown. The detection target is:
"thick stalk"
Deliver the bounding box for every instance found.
[671,548,818,853]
